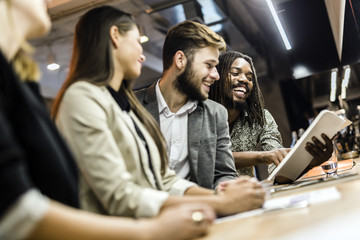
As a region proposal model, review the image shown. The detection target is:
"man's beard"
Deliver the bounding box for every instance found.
[225,94,248,114]
[174,63,206,102]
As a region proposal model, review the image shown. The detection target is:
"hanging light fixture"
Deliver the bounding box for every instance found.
[140,35,149,43]
[137,25,149,44]
[330,68,338,102]
[340,65,350,99]
[265,0,292,50]
[47,44,60,71]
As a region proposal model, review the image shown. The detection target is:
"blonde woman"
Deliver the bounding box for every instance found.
[0,1,214,239]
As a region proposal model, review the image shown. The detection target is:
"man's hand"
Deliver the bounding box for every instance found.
[305,133,333,169]
[216,176,265,215]
[259,148,291,166]
[273,134,333,184]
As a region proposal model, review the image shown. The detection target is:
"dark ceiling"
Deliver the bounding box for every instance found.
[32,0,360,132]
[137,0,360,98]
[138,0,360,131]
[215,0,360,79]
[36,0,360,96]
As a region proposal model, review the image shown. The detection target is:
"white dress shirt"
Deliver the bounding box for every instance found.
[155,80,198,179]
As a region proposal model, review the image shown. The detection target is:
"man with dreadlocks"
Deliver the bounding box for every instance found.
[209,51,332,180]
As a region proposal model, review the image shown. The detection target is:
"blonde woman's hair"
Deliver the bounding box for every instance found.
[12,50,42,82]
[5,0,41,82]
[162,20,226,71]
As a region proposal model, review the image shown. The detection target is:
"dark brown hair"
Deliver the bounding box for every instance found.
[162,20,226,72]
[52,6,168,173]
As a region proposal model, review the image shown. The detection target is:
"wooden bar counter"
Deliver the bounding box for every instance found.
[196,158,360,240]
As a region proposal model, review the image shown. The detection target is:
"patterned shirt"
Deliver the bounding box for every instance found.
[230,109,283,177]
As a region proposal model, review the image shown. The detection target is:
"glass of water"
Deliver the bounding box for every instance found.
[321,142,339,177]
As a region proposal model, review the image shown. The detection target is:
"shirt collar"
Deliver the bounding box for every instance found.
[155,79,198,118]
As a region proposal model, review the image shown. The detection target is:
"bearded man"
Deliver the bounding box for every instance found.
[135,21,239,190]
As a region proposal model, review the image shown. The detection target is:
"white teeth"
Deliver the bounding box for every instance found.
[204,82,211,87]
[233,87,246,93]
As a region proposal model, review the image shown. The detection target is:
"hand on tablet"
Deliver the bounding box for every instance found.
[259,148,291,166]
[305,133,333,169]
[274,134,333,185]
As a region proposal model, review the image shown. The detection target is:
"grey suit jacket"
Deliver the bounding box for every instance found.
[135,82,238,189]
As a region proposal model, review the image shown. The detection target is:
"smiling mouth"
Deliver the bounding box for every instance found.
[203,81,213,91]
[233,86,247,94]
[232,85,248,99]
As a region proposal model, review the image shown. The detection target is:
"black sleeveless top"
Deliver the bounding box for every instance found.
[0,52,79,217]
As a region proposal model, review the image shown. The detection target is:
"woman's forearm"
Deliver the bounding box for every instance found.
[26,201,153,240]
[161,187,219,213]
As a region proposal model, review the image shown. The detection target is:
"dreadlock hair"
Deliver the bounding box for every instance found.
[209,51,265,127]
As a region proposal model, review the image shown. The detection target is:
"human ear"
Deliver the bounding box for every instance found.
[174,50,187,70]
[109,26,120,48]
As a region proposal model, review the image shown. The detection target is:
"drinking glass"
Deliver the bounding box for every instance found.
[321,142,338,178]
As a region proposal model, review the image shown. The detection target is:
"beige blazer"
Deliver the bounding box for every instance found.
[56,81,195,218]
